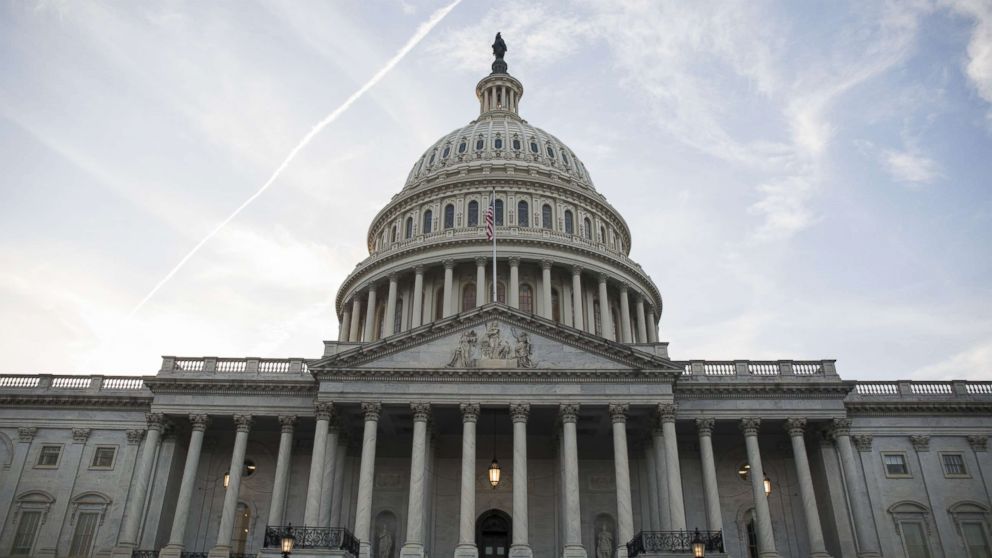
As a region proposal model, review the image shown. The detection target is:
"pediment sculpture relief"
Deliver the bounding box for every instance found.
[446,321,535,368]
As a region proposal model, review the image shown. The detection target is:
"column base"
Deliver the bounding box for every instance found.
[561,544,586,558]
[359,541,373,558]
[401,543,426,558]
[509,544,533,558]
[857,554,882,558]
[758,553,781,558]
[613,545,628,558]
[208,545,232,558]
[110,545,136,558]
[159,544,185,558]
[810,553,834,558]
[454,543,479,558]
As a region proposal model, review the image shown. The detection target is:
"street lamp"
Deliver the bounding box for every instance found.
[691,528,705,557]
[281,523,295,558]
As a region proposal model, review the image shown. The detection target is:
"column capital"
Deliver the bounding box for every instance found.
[853,434,874,452]
[388,272,399,282]
[619,282,629,293]
[190,414,210,431]
[414,265,425,275]
[126,429,145,445]
[696,417,715,436]
[364,281,378,291]
[72,428,91,443]
[739,417,761,436]
[510,402,530,423]
[443,259,456,270]
[314,402,335,421]
[572,265,583,276]
[475,256,487,266]
[278,415,297,433]
[910,435,930,452]
[830,418,852,437]
[411,402,432,422]
[608,403,629,423]
[540,258,553,270]
[146,412,165,431]
[598,273,609,284]
[656,403,677,424]
[784,417,807,437]
[460,403,481,422]
[969,435,988,452]
[361,401,382,421]
[508,256,520,267]
[559,403,580,423]
[17,427,37,442]
[233,414,253,433]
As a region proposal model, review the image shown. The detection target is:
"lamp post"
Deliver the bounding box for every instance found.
[281,523,295,558]
[691,528,705,557]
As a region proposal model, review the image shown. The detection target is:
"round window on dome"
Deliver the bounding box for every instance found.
[494,138,503,149]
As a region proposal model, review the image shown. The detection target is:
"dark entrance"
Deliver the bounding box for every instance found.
[476,509,512,558]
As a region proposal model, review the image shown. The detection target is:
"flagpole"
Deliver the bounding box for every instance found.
[491,187,497,303]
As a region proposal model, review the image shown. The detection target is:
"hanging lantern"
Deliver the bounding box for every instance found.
[691,528,705,557]
[488,457,501,489]
[763,475,772,496]
[223,472,230,488]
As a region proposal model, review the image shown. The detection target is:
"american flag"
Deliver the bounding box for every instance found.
[485,201,495,240]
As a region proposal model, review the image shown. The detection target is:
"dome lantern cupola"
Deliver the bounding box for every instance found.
[476,32,523,117]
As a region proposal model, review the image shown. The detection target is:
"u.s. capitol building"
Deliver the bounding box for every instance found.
[1,37,990,558]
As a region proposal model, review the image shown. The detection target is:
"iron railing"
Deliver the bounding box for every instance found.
[130,552,251,558]
[265,525,360,556]
[627,530,724,556]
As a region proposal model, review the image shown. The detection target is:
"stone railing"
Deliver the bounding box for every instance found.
[675,360,836,378]
[851,380,992,399]
[161,356,310,376]
[0,374,148,393]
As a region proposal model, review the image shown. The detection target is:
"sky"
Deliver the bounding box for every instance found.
[1,0,990,380]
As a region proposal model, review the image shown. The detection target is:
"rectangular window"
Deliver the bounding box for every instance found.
[11,510,42,556]
[900,521,932,558]
[883,452,910,477]
[36,445,61,468]
[942,453,968,477]
[68,512,100,558]
[962,522,992,558]
[90,447,116,469]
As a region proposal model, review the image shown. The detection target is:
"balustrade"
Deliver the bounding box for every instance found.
[264,525,359,555]
[626,530,724,557]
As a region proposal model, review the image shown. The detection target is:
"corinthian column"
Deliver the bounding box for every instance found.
[510,403,533,558]
[269,416,296,527]
[411,266,425,328]
[541,259,553,319]
[401,403,431,558]
[443,260,455,317]
[476,257,487,307]
[560,404,586,558]
[384,274,399,337]
[161,414,209,558]
[618,285,632,343]
[658,404,686,531]
[571,267,584,330]
[319,417,341,528]
[609,404,633,558]
[696,418,723,535]
[355,402,382,558]
[598,275,613,340]
[831,419,882,557]
[350,297,363,342]
[116,413,164,551]
[210,414,253,558]
[740,418,779,558]
[635,297,647,343]
[509,257,520,308]
[363,283,378,341]
[785,418,832,558]
[305,403,335,525]
[456,404,480,558]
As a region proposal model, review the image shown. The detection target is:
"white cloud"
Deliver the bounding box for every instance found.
[913,338,992,380]
[944,0,992,121]
[882,148,941,184]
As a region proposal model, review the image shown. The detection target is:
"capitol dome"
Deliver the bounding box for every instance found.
[335,37,662,346]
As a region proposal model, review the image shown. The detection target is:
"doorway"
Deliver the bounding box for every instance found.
[476,509,512,558]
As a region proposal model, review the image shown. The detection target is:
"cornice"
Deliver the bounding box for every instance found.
[143,377,317,395]
[0,395,152,409]
[845,401,992,416]
[320,367,675,383]
[675,382,851,400]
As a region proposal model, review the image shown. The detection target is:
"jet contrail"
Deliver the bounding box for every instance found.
[127,0,462,318]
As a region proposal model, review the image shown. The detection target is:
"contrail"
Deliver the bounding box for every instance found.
[127,0,462,318]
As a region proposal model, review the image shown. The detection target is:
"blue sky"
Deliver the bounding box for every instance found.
[1,0,990,379]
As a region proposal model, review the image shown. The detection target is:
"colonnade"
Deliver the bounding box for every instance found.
[338,258,660,345]
[114,407,880,558]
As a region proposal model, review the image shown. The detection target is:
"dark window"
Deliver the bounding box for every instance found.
[494,200,504,226]
[547,145,555,158]
[884,453,909,476]
[520,285,534,314]
[562,152,570,166]
[494,137,503,149]
[405,217,413,239]
[394,299,403,334]
[68,512,99,558]
[37,445,60,467]
[91,447,116,468]
[512,138,521,150]
[434,289,444,320]
[442,146,450,158]
[517,201,529,227]
[530,141,539,153]
[593,301,602,335]
[12,511,41,556]
[584,218,592,239]
[458,141,467,153]
[428,151,436,165]
[542,204,553,229]
[423,210,433,234]
[942,453,967,476]
[600,226,607,242]
[476,138,485,150]
[747,518,758,558]
[564,210,574,234]
[444,204,455,229]
[496,282,506,304]
[463,284,477,311]
[552,289,561,322]
[391,226,397,243]
[468,201,479,226]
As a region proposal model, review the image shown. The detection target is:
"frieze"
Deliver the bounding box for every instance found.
[445,321,536,369]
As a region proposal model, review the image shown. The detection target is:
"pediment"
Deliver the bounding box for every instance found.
[312,305,679,372]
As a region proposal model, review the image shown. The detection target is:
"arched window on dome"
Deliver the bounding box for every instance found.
[512,136,521,151]
[462,283,476,311]
[611,306,621,341]
[374,304,386,340]
[564,210,574,235]
[458,140,467,154]
[405,217,413,239]
[391,226,397,243]
[496,281,506,304]
[542,204,553,229]
[583,217,592,240]
[547,145,556,159]
[476,136,485,151]
[593,301,602,335]
[562,151,570,166]
[444,204,455,229]
[494,136,503,149]
[428,151,436,165]
[520,284,534,314]
[552,289,561,322]
[434,289,444,321]
[468,201,479,227]
[530,140,539,154]
[423,210,433,234]
[495,199,504,226]
[394,298,404,334]
[442,145,451,159]
[518,201,529,227]
[600,226,607,243]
